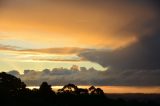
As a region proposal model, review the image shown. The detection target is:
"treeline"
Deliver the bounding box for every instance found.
[0,72,159,106]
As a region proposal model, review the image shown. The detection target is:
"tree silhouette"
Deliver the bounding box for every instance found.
[0,72,26,96]
[94,88,104,95]
[89,86,104,95]
[59,83,78,94]
[89,86,96,94]
[39,82,55,96]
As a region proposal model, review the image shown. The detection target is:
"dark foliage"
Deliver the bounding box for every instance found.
[0,72,159,106]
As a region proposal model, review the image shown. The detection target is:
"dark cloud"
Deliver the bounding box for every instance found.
[76,2,160,86]
[78,0,160,70]
[8,67,107,86]
[7,66,160,86]
[80,34,160,70]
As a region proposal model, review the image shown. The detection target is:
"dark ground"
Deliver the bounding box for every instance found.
[107,94,160,104]
[1,72,160,106]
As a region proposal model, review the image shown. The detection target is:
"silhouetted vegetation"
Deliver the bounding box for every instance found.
[0,72,159,106]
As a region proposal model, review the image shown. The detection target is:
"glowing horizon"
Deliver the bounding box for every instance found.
[27,85,160,94]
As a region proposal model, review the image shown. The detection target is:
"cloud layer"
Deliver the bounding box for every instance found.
[7,65,160,86]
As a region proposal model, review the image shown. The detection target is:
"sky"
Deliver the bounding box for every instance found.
[0,0,160,86]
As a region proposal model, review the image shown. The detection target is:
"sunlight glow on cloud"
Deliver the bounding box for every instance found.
[0,0,160,86]
[1,0,157,49]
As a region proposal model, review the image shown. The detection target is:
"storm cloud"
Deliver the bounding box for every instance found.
[80,34,160,70]
[76,15,160,86]
[78,0,160,70]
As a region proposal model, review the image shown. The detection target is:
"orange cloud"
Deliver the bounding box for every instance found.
[32,58,85,62]
[0,44,18,51]
[0,0,158,49]
[0,44,92,55]
[19,47,92,55]
[0,45,89,62]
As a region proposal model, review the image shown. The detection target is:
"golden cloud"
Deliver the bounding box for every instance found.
[0,0,158,49]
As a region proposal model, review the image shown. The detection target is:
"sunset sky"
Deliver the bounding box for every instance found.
[0,0,160,87]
